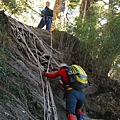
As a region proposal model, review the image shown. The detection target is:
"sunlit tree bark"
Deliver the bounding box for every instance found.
[109,0,114,14]
[50,0,63,31]
[80,0,94,19]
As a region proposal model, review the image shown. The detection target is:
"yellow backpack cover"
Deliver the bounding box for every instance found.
[68,65,88,90]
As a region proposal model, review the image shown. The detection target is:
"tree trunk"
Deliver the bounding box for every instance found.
[50,0,63,31]
[80,0,93,19]
[109,0,114,15]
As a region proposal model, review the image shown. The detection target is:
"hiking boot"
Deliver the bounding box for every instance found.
[76,109,84,120]
[67,114,77,120]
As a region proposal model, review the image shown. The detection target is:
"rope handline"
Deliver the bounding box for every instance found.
[11,23,47,120]
[50,31,53,49]
[50,37,58,119]
[21,24,58,120]
[22,26,58,120]
[46,57,52,120]
[33,37,46,120]
[45,31,58,120]
[11,21,59,120]
[23,23,60,67]
[46,81,51,120]
[22,35,46,120]
[40,31,58,120]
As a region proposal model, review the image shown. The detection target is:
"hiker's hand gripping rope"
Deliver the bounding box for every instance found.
[42,69,47,76]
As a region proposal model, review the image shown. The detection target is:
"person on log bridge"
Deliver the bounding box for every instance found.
[42,63,87,120]
[38,1,53,30]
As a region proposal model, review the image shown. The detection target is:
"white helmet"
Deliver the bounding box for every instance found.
[59,63,68,69]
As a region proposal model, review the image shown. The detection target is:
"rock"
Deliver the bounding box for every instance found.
[0,11,120,120]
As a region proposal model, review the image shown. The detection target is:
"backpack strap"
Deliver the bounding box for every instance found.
[60,67,69,85]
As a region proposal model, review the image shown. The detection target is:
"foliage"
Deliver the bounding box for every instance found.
[67,3,120,76]
[1,0,27,15]
[0,11,13,45]
[0,0,43,26]
[0,58,8,79]
[0,43,20,96]
[0,34,13,61]
[68,0,80,9]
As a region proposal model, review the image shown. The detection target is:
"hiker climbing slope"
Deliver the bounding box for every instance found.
[38,2,53,30]
[42,63,88,120]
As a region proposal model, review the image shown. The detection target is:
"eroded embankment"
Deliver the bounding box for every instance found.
[0,11,120,120]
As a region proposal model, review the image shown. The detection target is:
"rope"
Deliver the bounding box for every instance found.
[46,57,52,120]
[10,23,46,120]
[45,31,58,120]
[22,25,58,120]
[50,36,58,120]
[10,20,59,120]
[22,25,59,120]
[50,31,53,48]
[33,38,46,120]
[39,32,58,120]
[21,33,47,120]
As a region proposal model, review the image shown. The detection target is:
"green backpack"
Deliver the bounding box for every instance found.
[67,65,88,90]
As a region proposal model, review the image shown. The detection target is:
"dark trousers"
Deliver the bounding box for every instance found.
[38,16,52,30]
[66,89,85,115]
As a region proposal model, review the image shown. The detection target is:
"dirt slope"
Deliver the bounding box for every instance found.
[0,11,120,120]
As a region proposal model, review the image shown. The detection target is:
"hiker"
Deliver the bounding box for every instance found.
[38,2,53,30]
[42,63,86,120]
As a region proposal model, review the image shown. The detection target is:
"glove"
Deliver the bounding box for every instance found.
[42,71,46,76]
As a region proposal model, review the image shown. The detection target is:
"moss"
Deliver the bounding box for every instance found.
[0,93,9,102]
[28,100,43,119]
[0,31,12,44]
[23,87,44,119]
[0,38,43,119]
[0,90,15,103]
[0,50,23,100]
[0,58,8,79]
